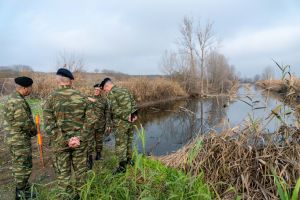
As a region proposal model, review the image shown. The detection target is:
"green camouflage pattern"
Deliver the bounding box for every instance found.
[43,85,94,194]
[108,86,137,123]
[115,121,134,162]
[87,94,111,155]
[107,85,137,162]
[2,91,36,189]
[94,94,111,153]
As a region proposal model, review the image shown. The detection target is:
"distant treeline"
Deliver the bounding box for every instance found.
[0,65,33,78]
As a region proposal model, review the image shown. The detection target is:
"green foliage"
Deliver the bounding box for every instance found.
[34,126,212,200]
[188,140,203,166]
[273,171,300,200]
[272,59,291,80]
[34,150,212,200]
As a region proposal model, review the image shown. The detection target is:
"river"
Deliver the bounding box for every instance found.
[134,84,297,156]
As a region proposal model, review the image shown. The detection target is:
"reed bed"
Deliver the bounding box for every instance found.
[256,78,300,95]
[119,77,187,103]
[28,73,188,103]
[159,127,300,199]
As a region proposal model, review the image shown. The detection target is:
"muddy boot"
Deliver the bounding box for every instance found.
[87,155,94,170]
[112,161,127,175]
[16,188,24,200]
[127,157,135,166]
[24,184,37,199]
[95,152,103,160]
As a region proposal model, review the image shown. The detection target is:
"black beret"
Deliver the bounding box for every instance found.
[93,83,101,88]
[56,68,74,80]
[15,76,33,87]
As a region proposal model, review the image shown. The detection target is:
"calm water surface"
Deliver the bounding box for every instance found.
[134,85,297,156]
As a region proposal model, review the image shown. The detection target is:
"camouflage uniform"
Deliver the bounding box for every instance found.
[93,94,111,155]
[43,85,93,196]
[3,91,37,190]
[107,86,137,163]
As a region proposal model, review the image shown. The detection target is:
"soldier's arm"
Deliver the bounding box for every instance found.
[129,91,138,114]
[111,90,136,120]
[7,100,36,136]
[4,101,22,133]
[43,97,59,136]
[105,98,112,127]
[82,101,96,140]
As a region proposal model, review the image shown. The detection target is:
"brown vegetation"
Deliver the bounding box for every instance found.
[118,77,187,103]
[0,71,187,105]
[256,77,300,106]
[159,126,300,199]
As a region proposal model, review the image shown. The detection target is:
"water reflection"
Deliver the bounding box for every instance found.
[134,85,297,156]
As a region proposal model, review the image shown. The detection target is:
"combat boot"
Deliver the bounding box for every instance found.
[112,161,127,175]
[15,188,24,200]
[95,152,103,160]
[87,155,93,170]
[127,157,135,166]
[24,184,37,199]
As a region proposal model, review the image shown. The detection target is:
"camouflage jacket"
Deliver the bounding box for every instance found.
[107,85,137,123]
[43,85,94,147]
[92,94,112,130]
[3,91,36,145]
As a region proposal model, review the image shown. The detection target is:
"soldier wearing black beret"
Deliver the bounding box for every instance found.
[56,68,74,80]
[93,83,101,88]
[15,76,33,88]
[86,82,112,169]
[4,76,37,199]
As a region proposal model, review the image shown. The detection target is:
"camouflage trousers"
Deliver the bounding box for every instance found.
[95,128,105,153]
[87,127,105,155]
[114,120,134,162]
[51,143,87,197]
[9,143,32,189]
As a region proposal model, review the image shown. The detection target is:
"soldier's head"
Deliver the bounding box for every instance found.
[93,83,101,96]
[100,77,113,92]
[56,68,74,86]
[15,76,33,96]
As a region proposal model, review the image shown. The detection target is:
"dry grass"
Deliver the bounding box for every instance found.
[159,126,300,199]
[257,77,300,94]
[1,72,187,104]
[119,77,187,103]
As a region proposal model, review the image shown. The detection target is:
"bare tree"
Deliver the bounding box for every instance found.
[195,20,217,94]
[56,51,86,73]
[178,16,197,93]
[206,51,235,93]
[160,50,177,78]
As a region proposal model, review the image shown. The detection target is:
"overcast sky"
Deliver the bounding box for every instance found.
[0,0,299,77]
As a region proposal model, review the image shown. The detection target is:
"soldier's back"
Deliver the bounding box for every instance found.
[48,87,87,132]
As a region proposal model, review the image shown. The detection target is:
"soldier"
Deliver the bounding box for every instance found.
[87,83,111,168]
[100,78,138,174]
[43,68,93,199]
[3,76,37,200]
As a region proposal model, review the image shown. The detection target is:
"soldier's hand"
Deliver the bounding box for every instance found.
[68,136,80,148]
[131,115,138,122]
[128,115,138,123]
[88,97,96,102]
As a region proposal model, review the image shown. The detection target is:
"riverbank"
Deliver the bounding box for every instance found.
[256,79,300,95]
[159,125,300,199]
